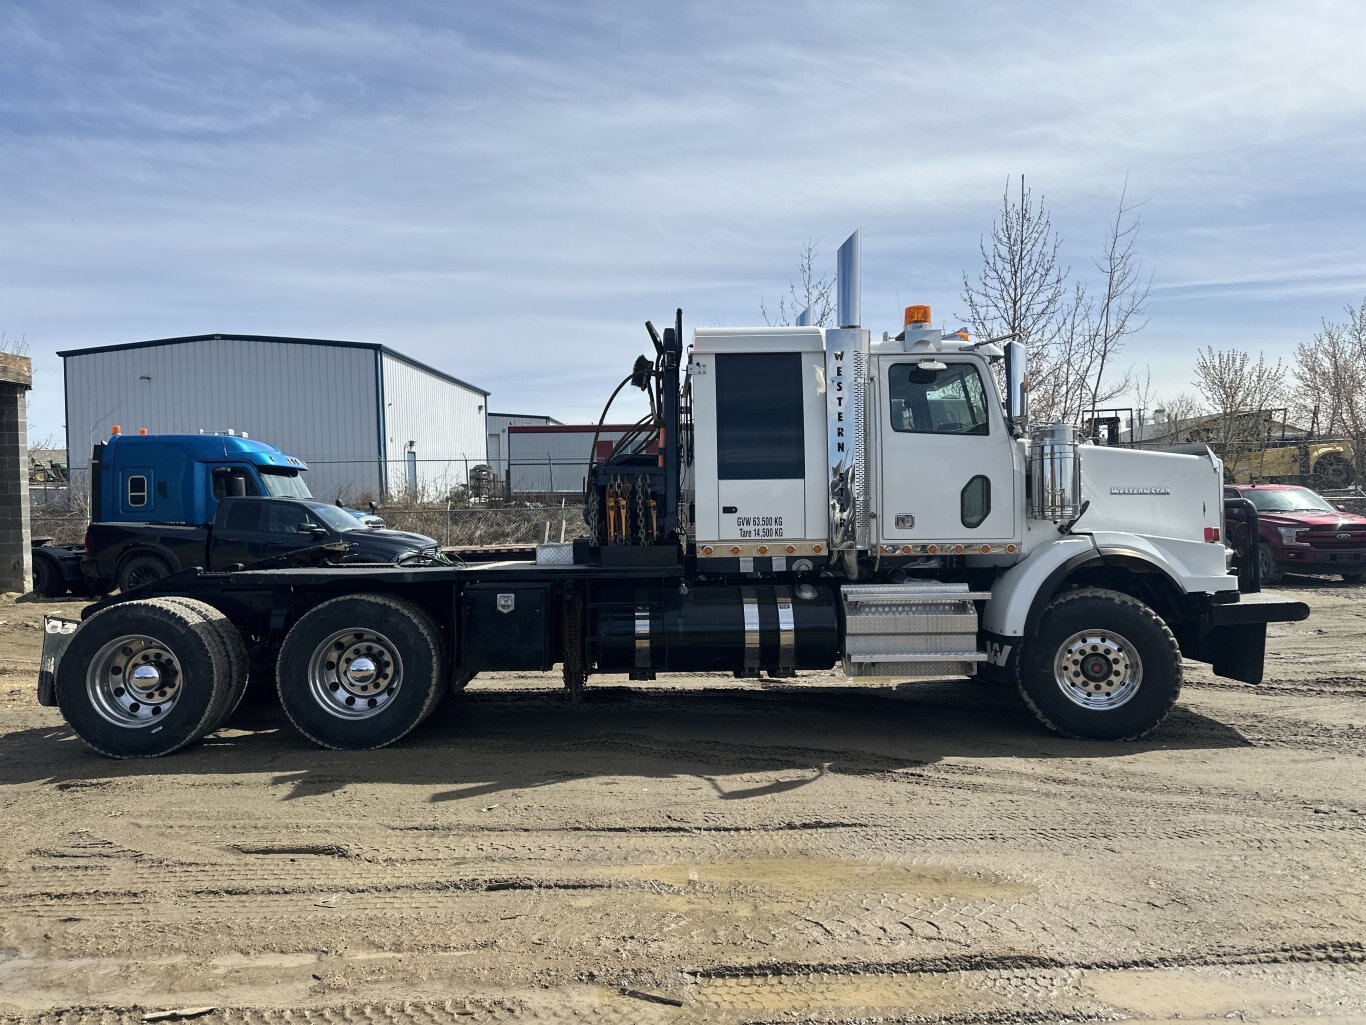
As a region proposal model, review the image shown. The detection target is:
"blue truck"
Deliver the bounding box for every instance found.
[30,433,424,596]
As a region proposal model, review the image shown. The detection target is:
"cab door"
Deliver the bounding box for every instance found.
[876,356,1017,542]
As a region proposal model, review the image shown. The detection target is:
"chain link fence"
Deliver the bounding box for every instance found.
[382,504,588,548]
[28,498,588,550]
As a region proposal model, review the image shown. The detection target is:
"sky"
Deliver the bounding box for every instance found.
[4,0,1366,450]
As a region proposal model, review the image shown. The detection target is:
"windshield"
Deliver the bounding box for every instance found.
[260,468,312,499]
[308,504,361,532]
[1241,487,1336,513]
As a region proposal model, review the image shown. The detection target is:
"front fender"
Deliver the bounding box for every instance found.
[981,536,1097,638]
[981,533,1228,638]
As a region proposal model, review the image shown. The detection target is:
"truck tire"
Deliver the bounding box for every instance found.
[55,598,231,758]
[155,597,250,731]
[1258,543,1283,586]
[31,555,65,598]
[1311,452,1354,490]
[1018,587,1182,741]
[275,594,446,750]
[118,553,172,593]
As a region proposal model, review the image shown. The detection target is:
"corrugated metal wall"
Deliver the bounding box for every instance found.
[64,338,382,502]
[508,426,637,495]
[487,413,559,489]
[380,353,487,497]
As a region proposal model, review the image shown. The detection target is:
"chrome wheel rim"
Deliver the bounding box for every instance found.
[86,634,183,728]
[307,628,404,719]
[1053,629,1142,710]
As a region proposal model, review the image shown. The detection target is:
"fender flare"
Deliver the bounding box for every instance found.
[113,542,185,581]
[982,537,1192,640]
[1024,546,1186,635]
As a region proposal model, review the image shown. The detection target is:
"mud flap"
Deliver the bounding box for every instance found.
[1208,622,1267,685]
[38,616,81,706]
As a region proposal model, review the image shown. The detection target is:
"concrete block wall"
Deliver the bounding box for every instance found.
[0,354,33,593]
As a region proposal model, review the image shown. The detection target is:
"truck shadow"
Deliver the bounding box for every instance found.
[1,681,1252,803]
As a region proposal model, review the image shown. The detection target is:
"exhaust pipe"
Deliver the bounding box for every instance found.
[836,230,861,329]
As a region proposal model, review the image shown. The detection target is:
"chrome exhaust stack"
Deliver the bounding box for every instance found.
[836,230,861,329]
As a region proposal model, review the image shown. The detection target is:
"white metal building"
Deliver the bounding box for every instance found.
[60,333,488,502]
[507,423,645,496]
[487,412,561,492]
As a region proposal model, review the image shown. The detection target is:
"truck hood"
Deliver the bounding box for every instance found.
[1255,509,1366,531]
[341,529,439,558]
[363,528,438,547]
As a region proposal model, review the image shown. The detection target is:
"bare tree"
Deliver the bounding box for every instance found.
[961,177,1153,424]
[1293,301,1366,478]
[762,240,836,327]
[961,177,1067,406]
[0,332,30,355]
[1080,180,1150,413]
[1192,347,1287,464]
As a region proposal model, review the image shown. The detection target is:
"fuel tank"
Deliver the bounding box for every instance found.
[593,584,839,675]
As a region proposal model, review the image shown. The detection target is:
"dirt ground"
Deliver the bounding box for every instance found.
[0,578,1363,1024]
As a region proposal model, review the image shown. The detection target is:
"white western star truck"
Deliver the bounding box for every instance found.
[39,233,1306,757]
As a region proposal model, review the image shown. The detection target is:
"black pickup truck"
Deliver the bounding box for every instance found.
[83,497,443,593]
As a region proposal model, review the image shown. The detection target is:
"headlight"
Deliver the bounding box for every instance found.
[1278,526,1310,547]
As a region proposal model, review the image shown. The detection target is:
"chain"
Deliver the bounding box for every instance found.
[634,477,647,544]
[561,591,587,701]
[676,493,690,552]
[586,485,600,544]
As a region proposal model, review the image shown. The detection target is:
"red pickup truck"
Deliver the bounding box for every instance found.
[1225,484,1366,585]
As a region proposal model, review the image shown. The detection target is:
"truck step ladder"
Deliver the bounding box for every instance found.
[841,582,990,680]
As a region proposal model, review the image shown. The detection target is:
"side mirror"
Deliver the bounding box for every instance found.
[1004,340,1029,435]
[369,500,378,513]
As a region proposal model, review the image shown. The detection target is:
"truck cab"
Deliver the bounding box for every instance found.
[91,432,312,526]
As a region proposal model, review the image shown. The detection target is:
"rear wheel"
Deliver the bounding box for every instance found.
[155,597,249,731]
[1018,587,1182,741]
[1258,543,1283,586]
[276,594,446,750]
[118,553,172,593]
[31,556,65,598]
[55,598,230,757]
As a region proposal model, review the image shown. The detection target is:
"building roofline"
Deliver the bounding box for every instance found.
[56,333,490,397]
[489,412,564,423]
[509,424,643,434]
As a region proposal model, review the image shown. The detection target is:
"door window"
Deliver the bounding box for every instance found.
[223,501,262,532]
[889,363,991,436]
[263,503,313,535]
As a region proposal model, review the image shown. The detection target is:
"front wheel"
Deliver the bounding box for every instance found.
[1258,543,1283,586]
[1018,587,1182,741]
[276,594,446,750]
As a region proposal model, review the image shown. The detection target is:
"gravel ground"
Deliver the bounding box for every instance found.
[0,579,1362,1024]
